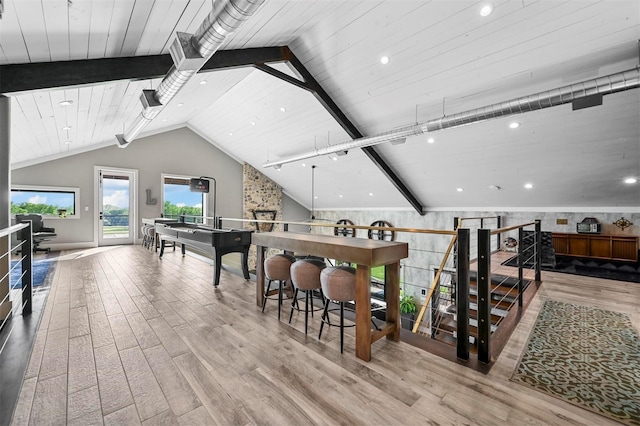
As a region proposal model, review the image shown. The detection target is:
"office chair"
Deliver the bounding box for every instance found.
[15,214,57,253]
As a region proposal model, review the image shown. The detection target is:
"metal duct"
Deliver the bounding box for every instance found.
[263,67,639,168]
[116,0,265,147]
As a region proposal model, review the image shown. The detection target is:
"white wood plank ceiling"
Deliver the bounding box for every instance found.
[1,0,639,211]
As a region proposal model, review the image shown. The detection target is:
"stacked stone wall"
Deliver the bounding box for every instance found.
[243,163,283,270]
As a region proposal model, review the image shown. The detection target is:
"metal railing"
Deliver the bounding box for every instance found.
[0,221,33,354]
[216,215,541,365]
[472,220,541,363]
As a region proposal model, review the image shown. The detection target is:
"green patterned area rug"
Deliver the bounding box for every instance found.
[512,300,640,425]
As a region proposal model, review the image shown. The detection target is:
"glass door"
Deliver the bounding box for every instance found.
[98,169,135,246]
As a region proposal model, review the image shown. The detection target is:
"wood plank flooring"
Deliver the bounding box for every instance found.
[9,245,640,425]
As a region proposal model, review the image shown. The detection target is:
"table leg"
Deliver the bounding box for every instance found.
[355,264,372,361]
[256,244,265,307]
[213,250,222,287]
[241,248,250,280]
[385,261,400,341]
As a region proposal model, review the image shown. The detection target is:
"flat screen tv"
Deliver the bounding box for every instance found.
[189,178,209,193]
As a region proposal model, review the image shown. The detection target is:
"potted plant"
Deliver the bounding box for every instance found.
[400,290,417,330]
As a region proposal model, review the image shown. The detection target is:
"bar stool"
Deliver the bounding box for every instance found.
[318,266,356,353]
[289,258,326,334]
[142,224,154,249]
[262,253,296,320]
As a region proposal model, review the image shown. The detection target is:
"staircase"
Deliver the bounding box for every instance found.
[432,271,526,349]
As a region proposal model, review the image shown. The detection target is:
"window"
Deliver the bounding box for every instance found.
[11,185,79,219]
[162,175,206,222]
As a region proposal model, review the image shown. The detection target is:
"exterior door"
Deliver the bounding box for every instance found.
[97,168,136,246]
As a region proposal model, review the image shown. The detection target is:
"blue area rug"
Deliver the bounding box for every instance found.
[10,260,52,289]
[512,300,640,425]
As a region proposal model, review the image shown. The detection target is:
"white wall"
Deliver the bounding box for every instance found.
[11,127,244,247]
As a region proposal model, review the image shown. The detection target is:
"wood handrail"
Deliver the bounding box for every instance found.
[490,222,537,235]
[412,233,458,333]
[219,217,457,235]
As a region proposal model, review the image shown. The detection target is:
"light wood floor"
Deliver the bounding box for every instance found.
[9,245,640,425]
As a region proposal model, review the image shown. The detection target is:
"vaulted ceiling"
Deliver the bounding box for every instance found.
[1,0,639,212]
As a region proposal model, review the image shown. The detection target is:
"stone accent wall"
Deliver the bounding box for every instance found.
[243,163,283,270]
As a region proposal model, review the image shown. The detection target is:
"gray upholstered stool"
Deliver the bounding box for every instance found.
[262,253,296,320]
[319,266,357,353]
[289,258,326,334]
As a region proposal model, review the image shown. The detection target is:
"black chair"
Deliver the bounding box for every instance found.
[15,214,57,253]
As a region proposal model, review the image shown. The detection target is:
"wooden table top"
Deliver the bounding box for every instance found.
[252,231,408,266]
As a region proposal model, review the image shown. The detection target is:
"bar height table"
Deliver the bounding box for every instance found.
[252,231,408,362]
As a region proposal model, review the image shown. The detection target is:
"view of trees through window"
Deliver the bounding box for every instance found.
[163,177,205,221]
[11,189,76,216]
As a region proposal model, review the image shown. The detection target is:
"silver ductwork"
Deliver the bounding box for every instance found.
[116,0,265,148]
[263,67,639,168]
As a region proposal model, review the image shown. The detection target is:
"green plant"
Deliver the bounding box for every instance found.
[399,291,417,314]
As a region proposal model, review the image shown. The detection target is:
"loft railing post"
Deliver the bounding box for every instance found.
[496,215,502,251]
[477,228,491,364]
[20,222,33,316]
[216,217,222,228]
[453,217,459,230]
[535,220,542,282]
[518,226,524,308]
[456,228,470,361]
[283,223,288,232]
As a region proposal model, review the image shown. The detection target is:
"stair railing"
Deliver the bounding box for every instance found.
[476,220,541,363]
[412,233,457,336]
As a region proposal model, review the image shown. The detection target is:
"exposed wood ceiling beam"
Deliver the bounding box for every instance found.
[273,47,425,215]
[0,47,288,93]
[0,45,424,214]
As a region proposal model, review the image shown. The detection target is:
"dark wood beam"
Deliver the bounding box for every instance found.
[2,45,425,213]
[0,47,288,94]
[278,47,425,215]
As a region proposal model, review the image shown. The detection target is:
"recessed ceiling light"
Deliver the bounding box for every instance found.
[279,106,286,112]
[380,56,390,65]
[64,140,72,145]
[199,80,207,85]
[314,195,318,199]
[59,100,73,106]
[338,194,343,198]
[524,183,534,189]
[456,188,464,192]
[509,122,520,129]
[177,103,184,107]
[624,177,637,184]
[427,137,435,144]
[62,125,71,130]
[228,132,233,136]
[301,163,306,167]
[489,185,501,191]
[250,121,256,126]
[480,4,493,16]
[162,118,168,122]
[369,192,374,196]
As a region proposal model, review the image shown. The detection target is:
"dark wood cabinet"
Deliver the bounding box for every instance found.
[552,233,638,262]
